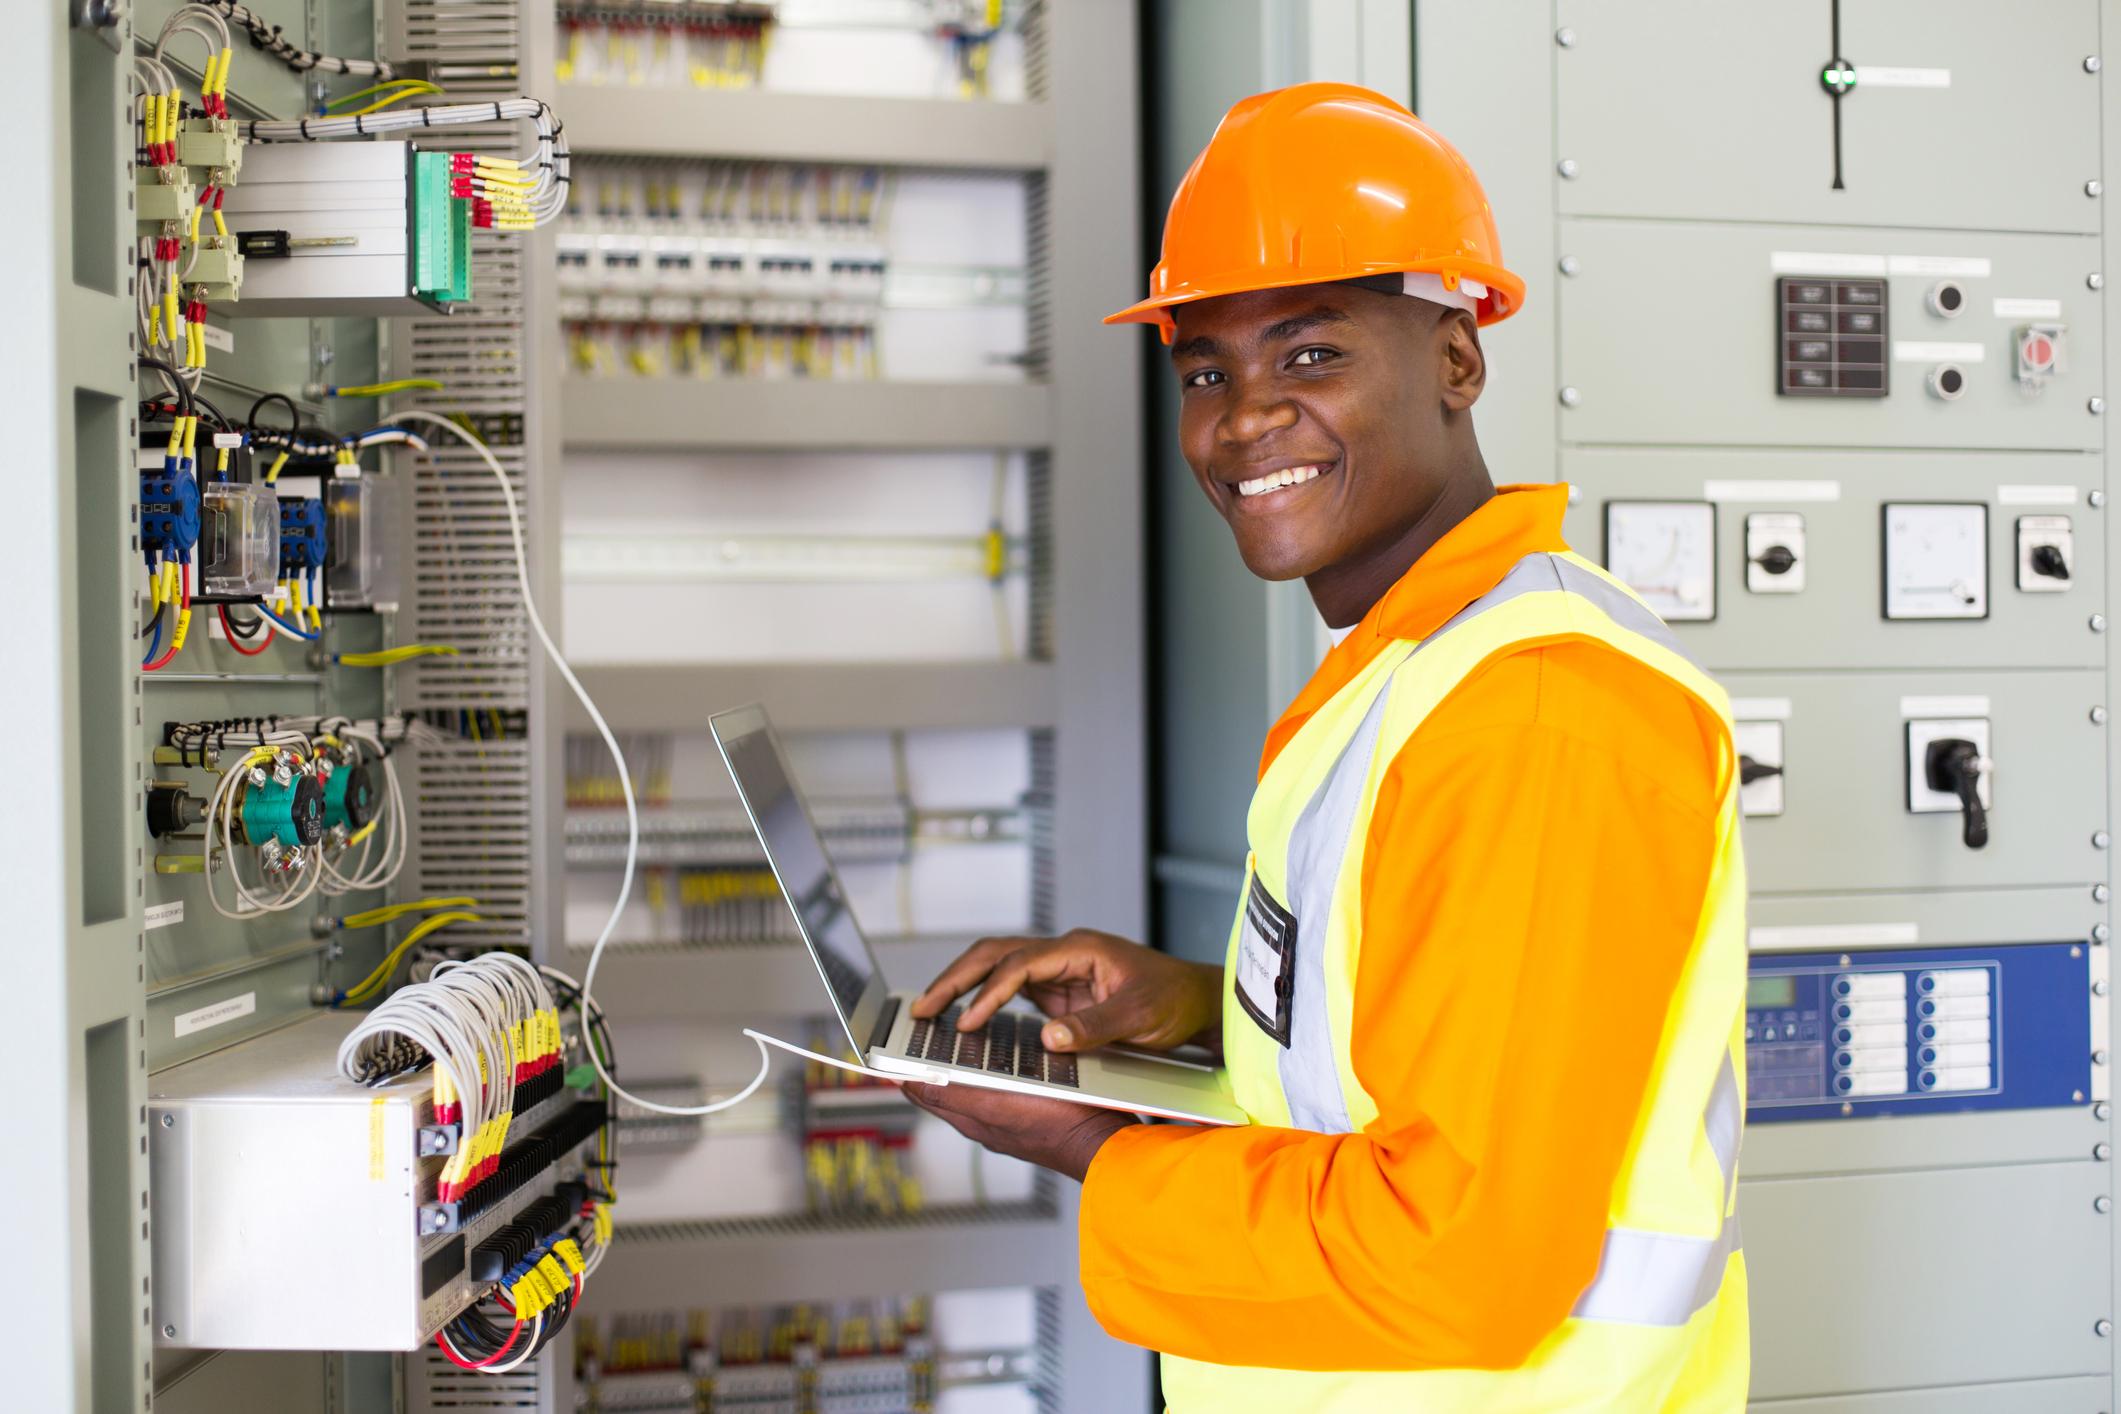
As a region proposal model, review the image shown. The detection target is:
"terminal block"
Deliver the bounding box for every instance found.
[176,116,243,182]
[277,495,326,577]
[140,466,202,562]
[137,166,197,225]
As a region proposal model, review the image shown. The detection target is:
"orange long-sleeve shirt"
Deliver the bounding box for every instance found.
[1079,485,1725,1372]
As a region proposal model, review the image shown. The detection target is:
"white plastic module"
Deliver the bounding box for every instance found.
[200,481,280,599]
[215,142,431,316]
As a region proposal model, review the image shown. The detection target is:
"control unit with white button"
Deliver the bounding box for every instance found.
[1747,945,2091,1122]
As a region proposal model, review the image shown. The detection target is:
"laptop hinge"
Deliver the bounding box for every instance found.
[867,995,901,1053]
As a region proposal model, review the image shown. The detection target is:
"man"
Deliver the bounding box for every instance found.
[904,83,1749,1411]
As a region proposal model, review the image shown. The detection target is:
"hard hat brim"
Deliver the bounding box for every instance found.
[1105,261,1527,343]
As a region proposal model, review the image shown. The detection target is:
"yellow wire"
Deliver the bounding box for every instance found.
[325,79,441,111]
[334,644,462,668]
[340,896,479,929]
[327,379,442,398]
[264,451,288,483]
[346,86,445,117]
[339,911,485,1005]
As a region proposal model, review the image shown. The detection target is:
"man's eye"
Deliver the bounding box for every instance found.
[1291,347,1340,368]
[1183,369,1226,389]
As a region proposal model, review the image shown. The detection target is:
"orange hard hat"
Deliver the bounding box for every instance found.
[1106,82,1525,341]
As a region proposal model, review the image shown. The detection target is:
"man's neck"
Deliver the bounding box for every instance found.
[1306,463,1496,629]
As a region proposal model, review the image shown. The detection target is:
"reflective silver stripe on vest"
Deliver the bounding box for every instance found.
[1418,552,1703,671]
[1277,688,1391,1132]
[1571,1214,1742,1327]
[1572,1050,1745,1326]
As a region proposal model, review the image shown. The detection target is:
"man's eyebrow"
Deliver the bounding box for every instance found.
[1171,333,1227,361]
[1262,307,1356,342]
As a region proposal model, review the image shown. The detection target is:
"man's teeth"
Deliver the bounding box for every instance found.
[1236,464,1330,498]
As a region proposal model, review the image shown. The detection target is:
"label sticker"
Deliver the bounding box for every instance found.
[1853,65,1951,88]
[145,900,185,931]
[1233,867,1296,1048]
[1770,251,1888,277]
[1901,694,1991,718]
[369,1096,387,1181]
[1993,297,2063,320]
[1997,484,2079,506]
[1750,922,1921,952]
[200,324,234,354]
[1730,697,1794,721]
[173,991,257,1039]
[211,431,243,449]
[1892,341,1986,363]
[1887,254,1991,278]
[1702,480,1842,503]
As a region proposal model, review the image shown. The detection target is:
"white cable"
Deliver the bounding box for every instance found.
[395,410,776,1118]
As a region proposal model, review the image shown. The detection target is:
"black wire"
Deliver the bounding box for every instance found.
[136,357,193,419]
[247,391,300,438]
[137,602,167,641]
[222,606,265,640]
[189,389,232,432]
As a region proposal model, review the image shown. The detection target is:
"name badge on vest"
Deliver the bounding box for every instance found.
[1234,872,1297,1048]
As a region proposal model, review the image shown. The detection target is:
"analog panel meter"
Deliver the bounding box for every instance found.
[1882,503,1988,620]
[1603,500,1716,622]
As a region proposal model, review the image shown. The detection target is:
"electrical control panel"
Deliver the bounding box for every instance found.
[1746,944,2096,1120]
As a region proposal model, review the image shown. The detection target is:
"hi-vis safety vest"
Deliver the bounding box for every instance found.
[1165,550,1749,1413]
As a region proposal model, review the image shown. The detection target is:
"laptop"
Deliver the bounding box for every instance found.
[711,704,1247,1126]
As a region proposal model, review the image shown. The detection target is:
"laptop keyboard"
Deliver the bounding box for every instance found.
[903,1007,1079,1088]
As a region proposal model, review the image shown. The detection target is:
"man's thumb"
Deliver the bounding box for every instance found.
[1043,1000,1133,1052]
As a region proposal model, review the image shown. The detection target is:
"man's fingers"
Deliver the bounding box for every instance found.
[1041,996,1143,1052]
[908,936,1033,1018]
[960,941,1088,1030]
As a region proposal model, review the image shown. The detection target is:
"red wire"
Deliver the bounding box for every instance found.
[433,1320,522,1371]
[142,565,191,672]
[219,604,274,655]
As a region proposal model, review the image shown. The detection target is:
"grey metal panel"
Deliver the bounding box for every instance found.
[1743,1161,2111,1399]
[1719,669,2105,895]
[1555,0,2101,234]
[560,83,1055,170]
[566,661,1058,732]
[1745,1105,2103,1180]
[557,935,973,1018]
[1747,887,2101,951]
[1556,220,2104,451]
[560,377,1054,452]
[1752,1375,2110,1411]
[1559,448,2107,672]
[594,1213,1071,1308]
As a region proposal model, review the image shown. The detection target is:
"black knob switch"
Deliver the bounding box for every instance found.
[1739,754,1784,786]
[2031,543,2070,580]
[1752,544,1798,576]
[1924,738,1989,850]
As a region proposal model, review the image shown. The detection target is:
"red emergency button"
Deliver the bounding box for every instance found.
[2016,324,2064,384]
[2024,333,2055,370]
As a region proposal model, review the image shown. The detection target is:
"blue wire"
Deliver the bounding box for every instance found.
[141,613,164,667]
[258,602,319,641]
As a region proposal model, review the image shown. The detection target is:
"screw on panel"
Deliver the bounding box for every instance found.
[158,1114,172,1128]
[2096,708,2112,725]
[2092,491,2108,509]
[2091,181,2106,198]
[1558,255,1582,276]
[2091,397,2108,415]
[2093,273,2107,290]
[2102,1102,2115,1121]
[1556,26,1577,47]
[2090,56,2105,72]
[2097,980,2112,996]
[2095,615,2110,633]
[2098,832,2113,850]
[2099,1142,2114,1160]
[2098,1050,2111,1066]
[1558,386,1583,408]
[2098,882,2113,901]
[1557,158,1580,180]
[2098,924,2114,943]
[161,1325,176,1340]
[2099,1196,2115,1213]
[2100,1319,2115,1337]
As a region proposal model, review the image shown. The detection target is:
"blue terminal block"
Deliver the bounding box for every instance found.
[277,496,327,576]
[1745,942,2093,1123]
[141,467,202,560]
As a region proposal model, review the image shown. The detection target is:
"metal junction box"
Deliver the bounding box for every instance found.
[149,1014,603,1352]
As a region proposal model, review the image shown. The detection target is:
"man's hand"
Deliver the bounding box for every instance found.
[901,1081,1141,1182]
[909,929,1224,1057]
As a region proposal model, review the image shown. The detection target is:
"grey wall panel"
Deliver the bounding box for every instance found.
[1743,1161,2110,1399]
[1752,1374,2110,1412]
[1715,670,2105,894]
[1746,887,2099,953]
[1560,448,2106,673]
[1745,1104,2104,1180]
[1554,0,2100,234]
[1557,221,2103,451]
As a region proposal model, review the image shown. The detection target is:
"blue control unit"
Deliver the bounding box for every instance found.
[1745,943,2092,1122]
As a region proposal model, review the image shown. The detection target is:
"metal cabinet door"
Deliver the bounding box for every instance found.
[1554,0,2100,233]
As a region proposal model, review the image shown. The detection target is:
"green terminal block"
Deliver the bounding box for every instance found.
[186,237,244,302]
[137,168,197,225]
[177,117,243,183]
[411,152,473,306]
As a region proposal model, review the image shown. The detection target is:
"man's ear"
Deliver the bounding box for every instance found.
[1437,310,1486,412]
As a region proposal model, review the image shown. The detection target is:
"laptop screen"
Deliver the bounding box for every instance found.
[710,705,883,1041]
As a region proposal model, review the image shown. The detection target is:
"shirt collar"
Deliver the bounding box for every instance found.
[1260,483,1572,777]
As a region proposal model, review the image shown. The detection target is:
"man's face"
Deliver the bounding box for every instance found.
[1171,282,1468,582]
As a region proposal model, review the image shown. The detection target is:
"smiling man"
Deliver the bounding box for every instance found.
[903,84,1752,1411]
